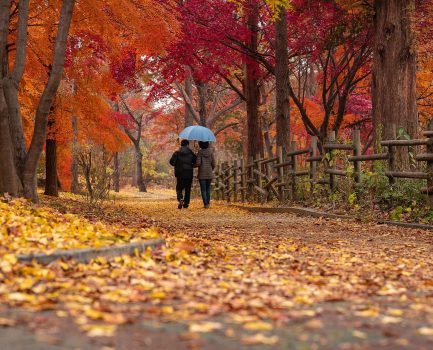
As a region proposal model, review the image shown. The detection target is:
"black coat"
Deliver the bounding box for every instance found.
[169,146,197,178]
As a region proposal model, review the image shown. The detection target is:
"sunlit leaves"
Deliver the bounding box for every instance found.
[0,198,160,256]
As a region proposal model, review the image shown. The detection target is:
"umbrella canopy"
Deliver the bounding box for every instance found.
[179,125,216,142]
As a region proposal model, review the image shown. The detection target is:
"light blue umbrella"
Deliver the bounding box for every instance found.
[179,125,216,142]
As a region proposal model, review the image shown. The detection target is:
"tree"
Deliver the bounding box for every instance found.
[372,0,418,167]
[175,78,242,133]
[0,0,20,196]
[0,0,75,201]
[274,4,290,153]
[244,0,264,159]
[117,97,149,193]
[44,107,59,197]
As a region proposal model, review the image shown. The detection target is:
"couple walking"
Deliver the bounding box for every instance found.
[169,139,215,209]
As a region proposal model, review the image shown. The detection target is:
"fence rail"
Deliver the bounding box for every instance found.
[213,123,433,208]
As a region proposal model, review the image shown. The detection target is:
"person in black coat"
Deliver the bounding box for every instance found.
[169,139,197,209]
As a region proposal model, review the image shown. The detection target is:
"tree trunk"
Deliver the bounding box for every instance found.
[83,158,93,199]
[260,86,273,158]
[0,0,20,196]
[244,0,263,159]
[184,65,194,127]
[21,0,75,202]
[70,114,79,193]
[274,6,290,154]
[4,0,29,174]
[113,152,120,192]
[0,95,20,196]
[262,115,273,159]
[44,136,58,196]
[134,144,147,192]
[195,79,207,126]
[372,0,418,167]
[132,164,137,187]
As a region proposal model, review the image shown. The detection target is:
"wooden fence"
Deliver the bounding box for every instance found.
[213,124,433,207]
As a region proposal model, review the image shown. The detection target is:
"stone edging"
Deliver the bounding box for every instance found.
[231,204,433,231]
[231,205,353,220]
[17,239,166,265]
[377,221,433,230]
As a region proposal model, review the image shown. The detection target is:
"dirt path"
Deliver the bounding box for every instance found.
[3,193,433,349]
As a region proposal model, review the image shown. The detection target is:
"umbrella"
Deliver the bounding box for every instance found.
[179,125,216,142]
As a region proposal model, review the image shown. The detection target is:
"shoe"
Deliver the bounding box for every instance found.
[178,200,183,209]
[204,204,210,209]
[183,204,189,209]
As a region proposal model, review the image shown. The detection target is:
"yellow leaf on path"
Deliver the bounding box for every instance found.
[102,313,127,324]
[293,296,313,305]
[3,254,17,264]
[230,314,259,324]
[162,306,174,314]
[218,281,231,289]
[355,307,379,317]
[418,327,433,336]
[0,317,16,327]
[189,322,222,333]
[85,309,104,320]
[243,321,273,331]
[0,254,17,273]
[85,324,116,337]
[381,316,402,324]
[241,334,279,345]
[352,330,367,339]
[150,291,166,300]
[8,292,35,302]
[19,278,35,290]
[387,308,403,316]
[56,310,68,318]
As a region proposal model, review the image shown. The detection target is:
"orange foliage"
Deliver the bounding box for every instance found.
[9,1,179,188]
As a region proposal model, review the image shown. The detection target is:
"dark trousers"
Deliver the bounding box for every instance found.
[199,179,212,206]
[176,177,193,206]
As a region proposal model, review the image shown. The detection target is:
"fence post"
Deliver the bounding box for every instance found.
[387,124,396,185]
[309,136,318,195]
[256,154,264,203]
[290,141,297,200]
[226,161,231,203]
[248,156,254,201]
[265,157,273,202]
[215,164,220,201]
[277,146,285,202]
[353,128,361,185]
[240,158,246,203]
[427,119,433,208]
[328,131,336,191]
[221,162,227,201]
[233,159,238,202]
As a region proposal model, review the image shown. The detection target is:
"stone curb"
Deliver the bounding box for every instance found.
[231,204,433,231]
[231,205,353,220]
[377,221,433,231]
[17,238,166,265]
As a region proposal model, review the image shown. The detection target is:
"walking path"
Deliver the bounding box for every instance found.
[2,190,433,349]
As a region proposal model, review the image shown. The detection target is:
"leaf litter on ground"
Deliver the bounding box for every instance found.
[1,190,433,348]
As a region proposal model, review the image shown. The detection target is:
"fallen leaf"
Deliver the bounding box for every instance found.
[189,322,222,333]
[241,334,279,345]
[243,321,273,331]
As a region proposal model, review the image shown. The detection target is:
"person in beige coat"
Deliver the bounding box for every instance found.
[196,141,215,208]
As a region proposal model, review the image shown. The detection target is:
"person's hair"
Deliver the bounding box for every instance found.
[198,141,209,149]
[180,139,189,147]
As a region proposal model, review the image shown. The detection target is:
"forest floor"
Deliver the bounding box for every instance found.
[1,188,433,349]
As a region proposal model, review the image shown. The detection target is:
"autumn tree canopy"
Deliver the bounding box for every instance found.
[0,0,432,198]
